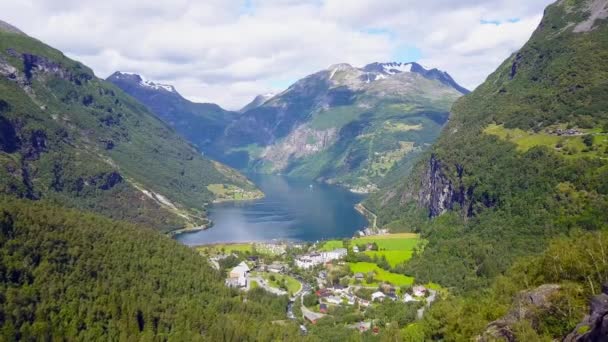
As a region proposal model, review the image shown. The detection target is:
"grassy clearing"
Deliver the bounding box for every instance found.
[309,106,364,130]
[348,262,414,286]
[384,121,423,132]
[196,243,253,255]
[207,184,264,202]
[259,272,301,294]
[196,243,284,256]
[353,234,421,251]
[364,250,414,267]
[319,240,346,251]
[369,141,415,177]
[484,124,608,159]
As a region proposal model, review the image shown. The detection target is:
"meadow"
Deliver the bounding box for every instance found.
[256,272,301,294]
[348,262,414,286]
[196,242,282,256]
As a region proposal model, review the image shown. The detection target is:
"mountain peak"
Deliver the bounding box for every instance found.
[109,71,177,93]
[239,93,276,113]
[0,19,25,35]
[328,63,354,71]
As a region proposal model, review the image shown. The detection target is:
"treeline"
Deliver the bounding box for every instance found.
[0,198,299,341]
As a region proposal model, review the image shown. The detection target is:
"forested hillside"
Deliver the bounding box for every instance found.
[0,198,299,340]
[365,0,608,339]
[0,25,259,232]
[107,71,237,160]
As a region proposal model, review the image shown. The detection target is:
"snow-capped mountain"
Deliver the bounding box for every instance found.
[109,71,177,93]
[219,61,468,187]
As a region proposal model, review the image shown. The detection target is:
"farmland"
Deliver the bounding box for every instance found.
[348,262,414,286]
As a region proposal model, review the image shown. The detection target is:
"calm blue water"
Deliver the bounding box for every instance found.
[175,174,368,245]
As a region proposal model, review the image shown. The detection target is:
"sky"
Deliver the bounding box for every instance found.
[0,0,554,110]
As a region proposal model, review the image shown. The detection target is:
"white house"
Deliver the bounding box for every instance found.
[227,261,250,287]
[371,291,386,302]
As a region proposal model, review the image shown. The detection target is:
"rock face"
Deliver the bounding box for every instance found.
[416,154,471,217]
[564,283,608,342]
[479,284,562,342]
[391,154,475,218]
[260,124,337,171]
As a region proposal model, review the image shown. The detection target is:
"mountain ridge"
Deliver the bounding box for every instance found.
[217,60,467,188]
[0,24,260,232]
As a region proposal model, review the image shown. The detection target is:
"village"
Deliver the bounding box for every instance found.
[198,233,439,335]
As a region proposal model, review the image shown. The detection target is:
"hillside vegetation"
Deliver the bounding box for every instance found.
[365,0,608,339]
[0,29,258,232]
[0,198,299,341]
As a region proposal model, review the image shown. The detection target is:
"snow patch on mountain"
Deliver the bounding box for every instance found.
[381,62,413,74]
[113,71,177,93]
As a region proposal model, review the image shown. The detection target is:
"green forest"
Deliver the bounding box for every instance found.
[0,198,300,341]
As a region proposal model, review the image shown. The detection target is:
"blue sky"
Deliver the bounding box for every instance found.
[0,0,555,109]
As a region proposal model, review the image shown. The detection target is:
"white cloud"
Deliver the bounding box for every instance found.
[0,0,554,109]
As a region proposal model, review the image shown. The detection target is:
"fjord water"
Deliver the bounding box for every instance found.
[175,174,368,245]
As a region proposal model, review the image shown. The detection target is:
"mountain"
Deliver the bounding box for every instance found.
[239,93,275,113]
[0,23,260,232]
[107,71,237,157]
[219,62,467,189]
[365,0,608,339]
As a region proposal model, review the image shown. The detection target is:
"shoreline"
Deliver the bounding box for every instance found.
[354,203,377,230]
[167,191,266,239]
[166,223,210,238]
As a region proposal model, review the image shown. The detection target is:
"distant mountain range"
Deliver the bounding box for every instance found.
[113,62,467,190]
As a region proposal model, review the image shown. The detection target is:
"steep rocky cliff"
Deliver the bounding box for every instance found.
[565,283,608,342]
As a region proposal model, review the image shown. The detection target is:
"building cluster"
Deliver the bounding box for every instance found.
[295,248,347,269]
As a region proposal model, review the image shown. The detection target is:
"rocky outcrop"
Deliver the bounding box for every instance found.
[573,0,608,33]
[0,50,92,92]
[479,284,562,342]
[409,154,472,217]
[564,283,608,342]
[260,124,337,171]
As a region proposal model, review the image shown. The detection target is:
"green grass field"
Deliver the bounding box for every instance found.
[260,272,301,294]
[196,243,284,256]
[319,240,345,251]
[353,233,421,251]
[364,250,414,267]
[484,124,608,159]
[348,262,414,286]
[196,243,253,255]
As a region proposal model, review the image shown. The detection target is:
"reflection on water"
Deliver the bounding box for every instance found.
[175,174,368,245]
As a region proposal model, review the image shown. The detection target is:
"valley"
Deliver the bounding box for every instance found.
[1,0,608,340]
